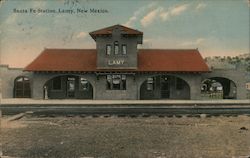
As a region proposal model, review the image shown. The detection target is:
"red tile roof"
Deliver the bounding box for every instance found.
[25,49,97,72]
[138,49,209,72]
[89,24,143,39]
[24,49,210,72]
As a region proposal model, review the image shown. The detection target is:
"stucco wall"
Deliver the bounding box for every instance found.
[0,65,33,98]
[201,69,248,99]
[95,27,140,69]
[1,65,248,100]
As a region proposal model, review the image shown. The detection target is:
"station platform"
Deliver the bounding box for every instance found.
[1,99,249,115]
[1,98,249,106]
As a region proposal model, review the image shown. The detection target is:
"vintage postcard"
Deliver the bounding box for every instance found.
[0,0,249,157]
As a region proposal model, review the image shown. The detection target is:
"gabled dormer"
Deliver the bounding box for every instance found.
[89,24,143,69]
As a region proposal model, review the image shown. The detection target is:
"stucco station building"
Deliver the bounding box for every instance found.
[0,25,248,100]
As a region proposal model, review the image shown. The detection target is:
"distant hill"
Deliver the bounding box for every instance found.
[238,53,250,59]
[204,53,250,72]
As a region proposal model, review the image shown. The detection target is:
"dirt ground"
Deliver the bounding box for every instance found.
[1,115,250,158]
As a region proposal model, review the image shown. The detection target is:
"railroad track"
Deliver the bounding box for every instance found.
[1,104,250,116]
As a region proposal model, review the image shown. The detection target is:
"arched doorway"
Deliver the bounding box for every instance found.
[140,75,190,100]
[43,75,93,99]
[14,76,31,98]
[201,77,237,99]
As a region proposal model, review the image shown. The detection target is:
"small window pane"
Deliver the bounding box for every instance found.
[114,41,119,55]
[122,45,127,55]
[16,82,23,90]
[106,45,111,55]
[147,77,154,91]
[23,77,29,81]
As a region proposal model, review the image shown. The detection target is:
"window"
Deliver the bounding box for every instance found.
[122,44,127,55]
[114,41,119,55]
[147,77,154,91]
[80,78,89,91]
[52,77,62,90]
[112,75,121,90]
[106,74,126,90]
[67,78,75,91]
[122,75,126,90]
[106,45,111,55]
[107,75,112,90]
[176,78,185,90]
[14,76,31,98]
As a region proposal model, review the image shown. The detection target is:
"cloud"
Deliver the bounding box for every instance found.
[126,3,190,28]
[141,7,163,27]
[125,16,137,27]
[170,4,189,16]
[160,12,169,21]
[140,3,189,27]
[196,3,207,10]
[76,32,87,38]
[181,38,206,46]
[124,2,157,27]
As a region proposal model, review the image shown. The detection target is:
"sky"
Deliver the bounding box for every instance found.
[0,0,249,68]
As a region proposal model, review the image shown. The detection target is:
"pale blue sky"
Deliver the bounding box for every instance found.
[0,0,249,68]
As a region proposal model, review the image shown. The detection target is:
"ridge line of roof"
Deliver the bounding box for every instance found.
[138,49,199,51]
[117,24,143,34]
[89,24,142,35]
[44,48,96,50]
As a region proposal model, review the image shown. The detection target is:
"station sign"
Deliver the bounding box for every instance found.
[107,59,125,65]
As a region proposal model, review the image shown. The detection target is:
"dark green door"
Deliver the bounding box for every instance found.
[161,76,170,99]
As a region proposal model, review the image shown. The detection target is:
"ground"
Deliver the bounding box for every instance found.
[1,114,250,158]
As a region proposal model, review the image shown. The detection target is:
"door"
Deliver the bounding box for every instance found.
[161,76,170,99]
[67,77,75,98]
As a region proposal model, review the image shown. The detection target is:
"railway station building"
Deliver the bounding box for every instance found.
[0,24,248,100]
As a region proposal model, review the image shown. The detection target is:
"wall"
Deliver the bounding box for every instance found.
[201,69,248,99]
[0,65,33,98]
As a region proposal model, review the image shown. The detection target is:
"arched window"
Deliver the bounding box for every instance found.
[14,76,31,98]
[114,41,119,55]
